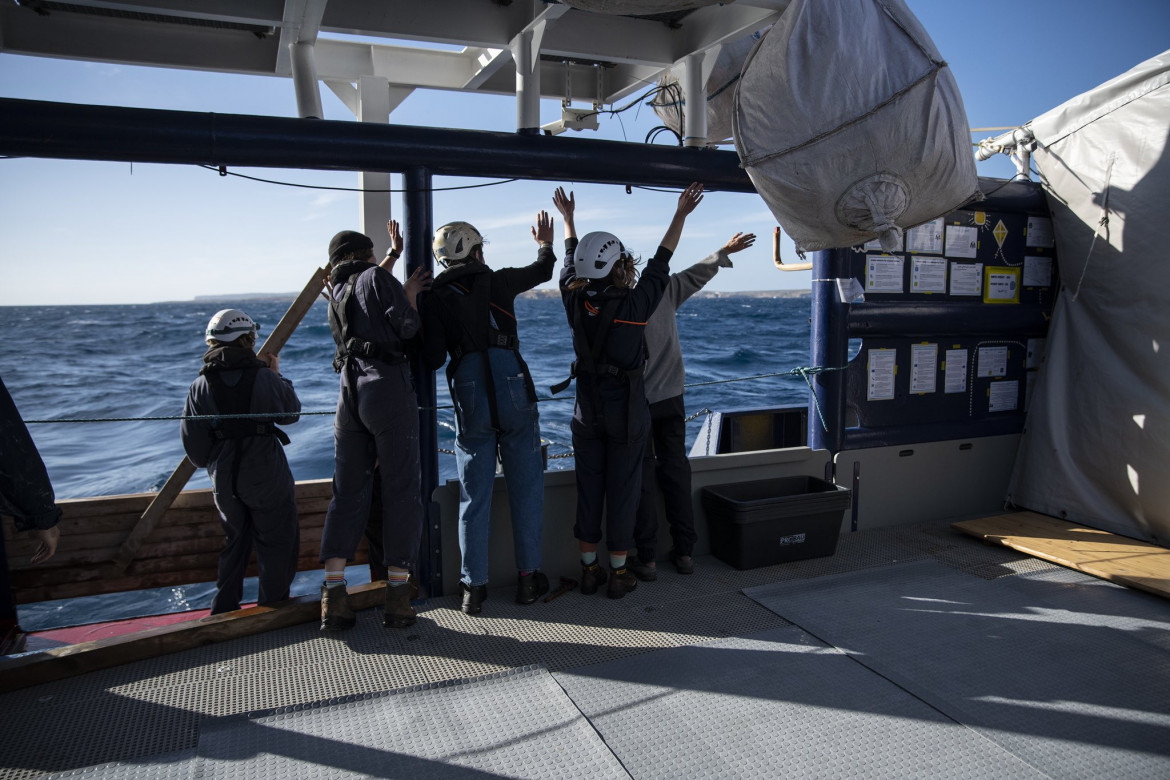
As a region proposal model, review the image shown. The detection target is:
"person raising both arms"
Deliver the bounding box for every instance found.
[418,212,557,615]
[551,182,705,599]
[628,230,756,582]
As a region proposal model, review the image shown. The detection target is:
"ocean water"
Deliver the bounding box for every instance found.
[2,292,812,629]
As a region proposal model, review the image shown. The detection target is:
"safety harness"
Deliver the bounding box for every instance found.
[432,264,532,432]
[328,260,409,373]
[552,288,646,439]
[199,347,291,504]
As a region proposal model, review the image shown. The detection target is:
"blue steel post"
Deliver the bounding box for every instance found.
[404,167,440,597]
[809,249,850,457]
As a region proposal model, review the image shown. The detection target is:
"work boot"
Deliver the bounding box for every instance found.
[628,555,658,582]
[516,571,550,605]
[383,582,417,628]
[607,567,639,599]
[461,582,487,615]
[670,549,695,575]
[580,562,608,595]
[320,582,356,632]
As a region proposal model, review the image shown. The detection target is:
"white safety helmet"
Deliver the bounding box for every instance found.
[205,309,259,345]
[432,221,484,267]
[573,231,626,280]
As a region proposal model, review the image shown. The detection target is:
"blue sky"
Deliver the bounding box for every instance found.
[0,0,1166,305]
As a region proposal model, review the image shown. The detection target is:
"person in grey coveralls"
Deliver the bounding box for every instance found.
[630,231,756,580]
[181,308,301,615]
[318,224,432,632]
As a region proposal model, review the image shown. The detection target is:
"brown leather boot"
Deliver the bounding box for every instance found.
[580,562,608,595]
[320,582,356,631]
[383,582,417,628]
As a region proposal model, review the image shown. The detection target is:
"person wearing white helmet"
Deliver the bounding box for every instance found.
[420,214,556,615]
[318,223,432,632]
[551,182,705,599]
[181,308,301,615]
[628,229,757,583]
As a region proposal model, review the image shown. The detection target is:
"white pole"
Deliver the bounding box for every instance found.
[289,42,323,120]
[682,52,707,148]
[513,29,541,134]
[359,76,393,256]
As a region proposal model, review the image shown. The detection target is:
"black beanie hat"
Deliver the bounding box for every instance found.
[328,230,373,265]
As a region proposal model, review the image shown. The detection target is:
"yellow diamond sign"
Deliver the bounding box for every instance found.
[993,219,1008,247]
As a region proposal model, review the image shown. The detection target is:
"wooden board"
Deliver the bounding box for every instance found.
[3,478,363,603]
[953,511,1170,600]
[0,580,388,693]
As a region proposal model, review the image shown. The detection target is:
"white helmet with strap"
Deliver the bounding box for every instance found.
[432,222,484,267]
[573,231,626,279]
[205,309,259,345]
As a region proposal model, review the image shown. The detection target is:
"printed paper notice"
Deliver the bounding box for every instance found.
[1023,256,1053,287]
[906,218,944,254]
[944,348,968,393]
[977,345,1008,378]
[945,225,978,258]
[1026,216,1054,248]
[910,343,938,394]
[867,349,897,401]
[984,267,1020,303]
[989,380,1019,412]
[1026,338,1046,369]
[949,262,983,296]
[910,257,947,293]
[862,237,884,252]
[865,256,904,293]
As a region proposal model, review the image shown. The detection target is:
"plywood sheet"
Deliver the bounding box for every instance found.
[954,511,1170,599]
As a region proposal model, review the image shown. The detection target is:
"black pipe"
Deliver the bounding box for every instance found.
[0,97,756,191]
[404,167,441,597]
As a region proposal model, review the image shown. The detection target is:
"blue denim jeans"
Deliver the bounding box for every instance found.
[451,350,545,586]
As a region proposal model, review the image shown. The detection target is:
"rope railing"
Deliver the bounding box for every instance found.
[21,364,846,431]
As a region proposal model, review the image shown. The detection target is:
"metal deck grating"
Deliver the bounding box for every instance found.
[745,559,1170,778]
[553,629,1045,779]
[2,522,1068,779]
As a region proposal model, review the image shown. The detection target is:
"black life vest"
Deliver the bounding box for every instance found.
[432,264,532,432]
[328,261,409,373]
[553,286,647,439]
[551,288,643,394]
[199,360,291,446]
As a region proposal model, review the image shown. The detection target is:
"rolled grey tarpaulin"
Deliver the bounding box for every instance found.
[733,0,980,253]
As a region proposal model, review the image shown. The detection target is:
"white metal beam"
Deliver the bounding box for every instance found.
[358,75,392,257]
[275,0,328,75]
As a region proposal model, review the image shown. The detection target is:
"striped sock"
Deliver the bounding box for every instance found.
[387,569,410,588]
[581,551,597,566]
[324,572,345,587]
[609,553,627,570]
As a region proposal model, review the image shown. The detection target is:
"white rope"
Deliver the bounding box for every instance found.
[1070,152,1116,303]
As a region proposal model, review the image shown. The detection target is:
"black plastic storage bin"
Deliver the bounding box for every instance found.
[701,476,851,570]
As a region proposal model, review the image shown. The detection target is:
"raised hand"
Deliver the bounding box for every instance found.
[722,232,757,255]
[531,210,554,244]
[386,219,404,254]
[676,182,704,216]
[552,187,577,240]
[552,187,575,220]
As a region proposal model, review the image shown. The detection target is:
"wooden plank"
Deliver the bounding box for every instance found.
[109,267,329,573]
[953,511,1170,600]
[0,580,386,693]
